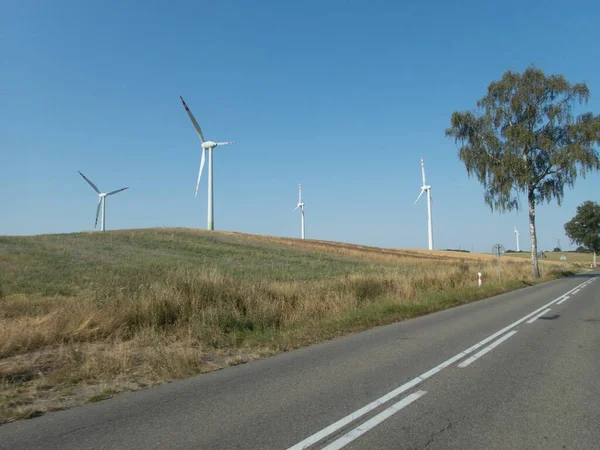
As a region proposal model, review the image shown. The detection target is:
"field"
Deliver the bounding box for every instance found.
[506,250,594,266]
[0,228,574,423]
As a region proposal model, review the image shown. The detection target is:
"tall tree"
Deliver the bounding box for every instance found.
[446,67,600,277]
[564,201,600,267]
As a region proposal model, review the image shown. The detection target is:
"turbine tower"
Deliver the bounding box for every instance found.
[414,158,433,250]
[78,171,128,232]
[293,184,305,239]
[514,226,520,252]
[180,96,234,230]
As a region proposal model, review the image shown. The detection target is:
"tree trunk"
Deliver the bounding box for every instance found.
[528,189,540,278]
[594,251,597,268]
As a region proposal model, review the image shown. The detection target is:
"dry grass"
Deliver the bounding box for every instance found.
[0,228,572,423]
[506,250,594,267]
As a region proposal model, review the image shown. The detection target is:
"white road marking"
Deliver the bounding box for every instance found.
[458,331,518,368]
[526,308,552,324]
[321,391,427,450]
[571,289,581,295]
[556,296,570,305]
[285,378,422,450]
[286,276,597,450]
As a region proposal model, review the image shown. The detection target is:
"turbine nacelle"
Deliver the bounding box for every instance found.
[202,141,217,150]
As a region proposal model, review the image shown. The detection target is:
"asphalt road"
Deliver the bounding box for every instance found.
[1,271,598,449]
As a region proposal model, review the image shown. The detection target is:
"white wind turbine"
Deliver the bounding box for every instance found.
[78,171,128,232]
[293,184,305,239]
[414,158,433,250]
[514,226,520,252]
[180,96,234,230]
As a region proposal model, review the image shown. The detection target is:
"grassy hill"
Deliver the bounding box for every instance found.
[0,228,571,422]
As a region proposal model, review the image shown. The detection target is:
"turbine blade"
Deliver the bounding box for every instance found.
[95,198,101,228]
[215,141,234,146]
[78,171,100,194]
[180,96,205,143]
[195,149,206,197]
[414,189,425,204]
[106,187,129,196]
[421,158,426,186]
[293,205,299,212]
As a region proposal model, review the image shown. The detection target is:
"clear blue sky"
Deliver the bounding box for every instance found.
[2,0,599,252]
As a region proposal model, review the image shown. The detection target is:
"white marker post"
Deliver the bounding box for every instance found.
[478,272,482,288]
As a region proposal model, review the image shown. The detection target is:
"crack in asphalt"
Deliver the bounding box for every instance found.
[423,421,454,448]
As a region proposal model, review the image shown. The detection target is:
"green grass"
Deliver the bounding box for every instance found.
[0,227,575,423]
[0,229,401,298]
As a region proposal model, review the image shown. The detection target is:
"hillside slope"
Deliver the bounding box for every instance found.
[0,228,565,423]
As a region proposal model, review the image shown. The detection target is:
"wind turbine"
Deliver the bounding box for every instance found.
[514,226,520,252]
[293,184,305,239]
[78,171,128,232]
[414,158,433,250]
[180,96,234,231]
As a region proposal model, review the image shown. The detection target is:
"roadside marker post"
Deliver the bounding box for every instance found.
[538,251,545,277]
[477,272,482,287]
[560,255,567,272]
[492,244,505,283]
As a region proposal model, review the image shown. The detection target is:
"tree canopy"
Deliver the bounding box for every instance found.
[446,67,600,212]
[564,201,600,258]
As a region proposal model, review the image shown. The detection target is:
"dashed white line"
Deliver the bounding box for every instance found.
[321,391,427,450]
[556,296,570,305]
[286,275,597,450]
[571,288,581,295]
[526,308,552,324]
[458,331,518,368]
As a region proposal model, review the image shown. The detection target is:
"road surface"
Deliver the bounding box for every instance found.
[1,271,598,449]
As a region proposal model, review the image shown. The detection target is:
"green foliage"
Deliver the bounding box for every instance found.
[446,67,600,212]
[564,201,600,253]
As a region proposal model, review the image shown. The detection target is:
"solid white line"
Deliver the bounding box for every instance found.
[526,308,552,324]
[321,391,427,450]
[286,276,596,450]
[458,331,518,368]
[556,296,570,305]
